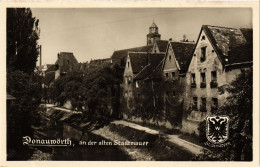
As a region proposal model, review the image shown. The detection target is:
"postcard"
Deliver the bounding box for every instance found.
[0,1,259,167]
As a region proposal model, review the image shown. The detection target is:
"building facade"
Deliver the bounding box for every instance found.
[182,25,253,135]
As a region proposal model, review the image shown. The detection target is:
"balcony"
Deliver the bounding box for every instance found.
[191,83,196,88]
[200,82,206,88]
[210,81,218,88]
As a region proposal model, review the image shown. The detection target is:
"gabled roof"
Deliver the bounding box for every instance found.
[55,52,78,73]
[201,25,252,65]
[129,52,148,74]
[42,71,55,85]
[170,42,195,73]
[111,45,153,62]
[134,53,165,80]
[156,40,169,53]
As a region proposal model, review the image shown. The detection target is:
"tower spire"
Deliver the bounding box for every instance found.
[146,21,161,45]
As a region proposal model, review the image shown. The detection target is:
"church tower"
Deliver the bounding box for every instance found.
[147,21,161,45]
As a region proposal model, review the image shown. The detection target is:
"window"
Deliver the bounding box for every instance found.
[211,71,217,81]
[191,73,196,88]
[127,62,129,68]
[169,55,172,60]
[172,91,175,97]
[200,73,206,88]
[201,98,207,112]
[125,77,128,84]
[201,73,206,82]
[192,97,198,110]
[210,71,218,88]
[165,73,169,78]
[212,98,218,111]
[201,47,206,62]
[172,72,175,80]
[128,76,132,84]
[201,35,205,40]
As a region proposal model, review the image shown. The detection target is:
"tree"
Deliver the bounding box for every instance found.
[195,68,253,161]
[7,70,42,148]
[7,8,40,74]
[131,80,165,125]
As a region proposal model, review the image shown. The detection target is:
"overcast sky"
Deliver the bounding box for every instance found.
[31,8,252,65]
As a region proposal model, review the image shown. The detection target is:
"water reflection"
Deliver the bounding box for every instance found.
[35,114,131,160]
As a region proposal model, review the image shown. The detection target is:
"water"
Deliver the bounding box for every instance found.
[34,114,131,161]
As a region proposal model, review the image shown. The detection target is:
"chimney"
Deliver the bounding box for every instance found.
[39,45,42,66]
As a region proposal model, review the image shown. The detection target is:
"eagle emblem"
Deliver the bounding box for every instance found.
[206,116,229,144]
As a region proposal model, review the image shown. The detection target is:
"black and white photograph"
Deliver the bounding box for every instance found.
[2,3,258,165]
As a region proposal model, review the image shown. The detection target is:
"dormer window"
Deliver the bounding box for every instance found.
[200,47,207,62]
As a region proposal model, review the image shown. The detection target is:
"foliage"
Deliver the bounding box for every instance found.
[51,62,124,130]
[7,8,40,74]
[195,68,253,161]
[131,81,165,124]
[7,70,42,148]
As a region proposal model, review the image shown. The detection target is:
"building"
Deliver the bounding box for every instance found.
[182,25,253,134]
[120,22,196,128]
[147,21,161,45]
[55,52,79,76]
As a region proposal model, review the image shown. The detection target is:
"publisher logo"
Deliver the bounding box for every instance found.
[205,115,230,147]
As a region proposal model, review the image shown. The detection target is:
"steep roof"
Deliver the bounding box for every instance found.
[111,45,153,63]
[134,53,165,80]
[129,52,148,73]
[227,43,253,65]
[156,40,169,53]
[149,60,164,79]
[55,52,78,73]
[170,42,195,73]
[202,25,252,65]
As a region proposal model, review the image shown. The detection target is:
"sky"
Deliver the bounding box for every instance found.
[31,8,252,66]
